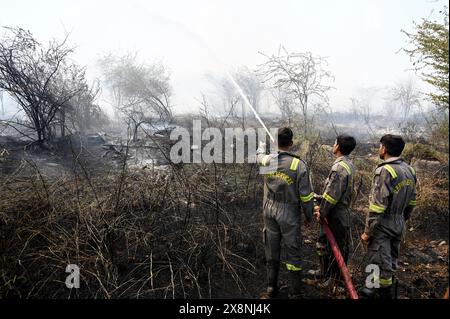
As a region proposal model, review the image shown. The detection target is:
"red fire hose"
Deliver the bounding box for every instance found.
[322,218,359,299]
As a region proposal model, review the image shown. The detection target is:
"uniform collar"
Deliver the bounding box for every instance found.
[333,155,348,165]
[278,150,298,158]
[380,157,403,165]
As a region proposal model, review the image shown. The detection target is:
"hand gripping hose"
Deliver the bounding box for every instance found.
[322,218,359,299]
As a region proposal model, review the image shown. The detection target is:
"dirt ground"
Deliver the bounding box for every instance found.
[213,214,448,299]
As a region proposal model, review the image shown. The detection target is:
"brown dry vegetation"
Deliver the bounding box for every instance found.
[0,132,448,299]
[0,155,267,298]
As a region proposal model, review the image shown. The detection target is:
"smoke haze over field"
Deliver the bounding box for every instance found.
[0,0,446,116]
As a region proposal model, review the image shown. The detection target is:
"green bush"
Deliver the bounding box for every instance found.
[402,143,443,162]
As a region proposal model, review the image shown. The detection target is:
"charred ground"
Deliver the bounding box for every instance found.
[0,123,448,299]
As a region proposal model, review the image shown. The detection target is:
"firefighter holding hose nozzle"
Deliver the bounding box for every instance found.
[257,127,314,299]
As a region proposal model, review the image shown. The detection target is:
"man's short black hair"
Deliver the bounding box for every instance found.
[336,134,356,155]
[380,134,405,157]
[278,127,293,148]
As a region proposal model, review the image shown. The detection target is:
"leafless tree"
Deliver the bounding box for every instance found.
[0,89,4,116]
[0,27,83,144]
[206,67,264,129]
[98,53,172,141]
[386,78,422,119]
[271,86,294,125]
[65,79,102,135]
[258,46,334,135]
[350,87,381,139]
[205,72,240,121]
[233,66,265,118]
[51,64,94,138]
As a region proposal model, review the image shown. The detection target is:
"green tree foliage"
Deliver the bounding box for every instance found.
[402,6,449,109]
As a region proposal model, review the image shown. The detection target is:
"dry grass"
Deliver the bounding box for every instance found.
[0,158,265,298]
[0,134,448,299]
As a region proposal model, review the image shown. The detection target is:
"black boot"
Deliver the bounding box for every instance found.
[393,276,399,299]
[288,271,303,298]
[379,286,393,299]
[260,262,279,299]
[359,287,377,299]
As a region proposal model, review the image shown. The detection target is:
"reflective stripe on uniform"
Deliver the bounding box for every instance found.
[384,164,398,179]
[380,277,393,286]
[339,161,352,175]
[261,155,271,166]
[393,179,414,193]
[369,203,386,214]
[290,158,300,171]
[266,171,294,185]
[410,166,416,176]
[300,192,314,202]
[323,192,338,205]
[286,263,302,271]
[409,200,417,206]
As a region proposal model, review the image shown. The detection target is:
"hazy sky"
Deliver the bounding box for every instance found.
[0,0,447,115]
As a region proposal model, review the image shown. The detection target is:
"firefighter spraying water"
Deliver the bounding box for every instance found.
[235,84,361,298]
